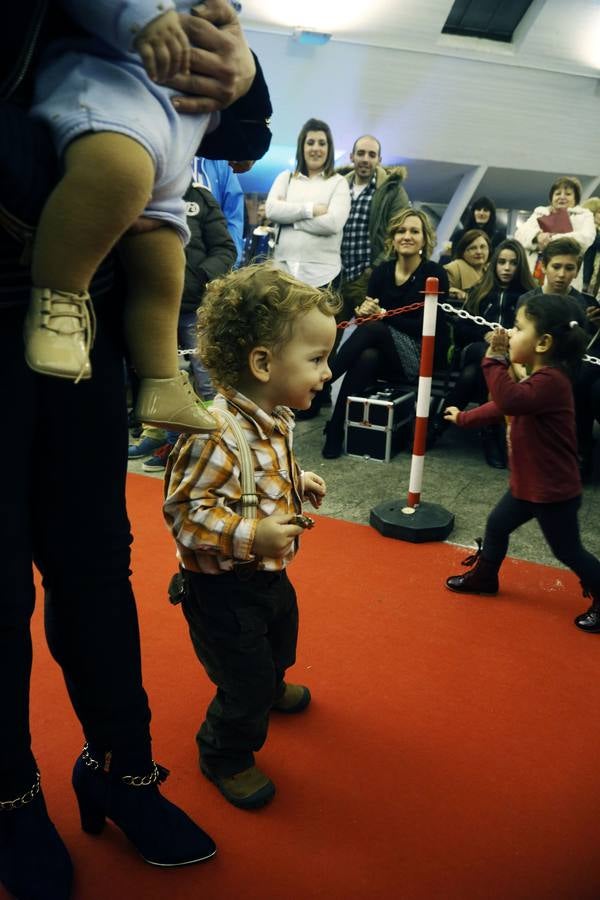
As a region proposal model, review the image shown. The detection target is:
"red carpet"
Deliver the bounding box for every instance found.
[9,473,600,900]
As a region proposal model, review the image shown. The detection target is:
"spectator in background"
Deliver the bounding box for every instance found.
[266,118,350,289]
[582,197,600,298]
[266,118,350,420]
[515,175,595,291]
[449,196,506,257]
[444,229,491,302]
[246,200,276,264]
[322,209,449,459]
[339,135,411,322]
[192,155,244,265]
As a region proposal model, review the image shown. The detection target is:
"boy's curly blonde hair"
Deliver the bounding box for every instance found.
[197,264,342,389]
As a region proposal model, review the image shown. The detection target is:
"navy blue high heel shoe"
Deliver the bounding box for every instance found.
[72,745,216,867]
[0,772,73,900]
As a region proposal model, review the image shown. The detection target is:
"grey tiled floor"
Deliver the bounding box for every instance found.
[128,410,599,569]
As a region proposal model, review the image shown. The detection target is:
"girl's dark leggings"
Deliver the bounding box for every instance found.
[483,491,600,592]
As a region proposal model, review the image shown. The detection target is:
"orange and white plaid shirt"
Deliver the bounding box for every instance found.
[163,388,304,574]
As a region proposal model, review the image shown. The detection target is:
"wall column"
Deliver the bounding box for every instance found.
[431,164,487,261]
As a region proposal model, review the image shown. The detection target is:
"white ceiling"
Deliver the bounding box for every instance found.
[237,0,600,212]
[241,0,600,79]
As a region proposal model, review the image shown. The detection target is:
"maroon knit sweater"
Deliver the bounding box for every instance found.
[458,358,581,503]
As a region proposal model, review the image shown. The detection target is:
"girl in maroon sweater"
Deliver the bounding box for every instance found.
[443,293,600,632]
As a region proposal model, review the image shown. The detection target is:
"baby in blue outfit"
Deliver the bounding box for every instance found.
[25,0,217,433]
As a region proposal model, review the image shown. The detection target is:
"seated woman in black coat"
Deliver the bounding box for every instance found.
[322,208,449,458]
[430,239,536,465]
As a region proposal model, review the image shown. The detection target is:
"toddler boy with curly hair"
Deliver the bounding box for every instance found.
[163,264,340,809]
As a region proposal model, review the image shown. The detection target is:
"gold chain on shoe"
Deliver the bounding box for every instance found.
[81,743,163,786]
[0,771,41,811]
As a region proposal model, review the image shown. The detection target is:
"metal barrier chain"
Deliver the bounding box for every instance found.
[439,301,600,367]
[179,298,600,366]
[438,301,502,331]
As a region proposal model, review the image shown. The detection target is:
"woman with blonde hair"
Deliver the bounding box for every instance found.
[322,208,449,458]
[265,118,350,289]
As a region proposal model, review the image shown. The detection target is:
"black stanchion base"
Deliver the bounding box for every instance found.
[370,500,455,543]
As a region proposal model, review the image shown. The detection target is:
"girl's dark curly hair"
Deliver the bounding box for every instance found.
[197,264,341,389]
[521,293,588,378]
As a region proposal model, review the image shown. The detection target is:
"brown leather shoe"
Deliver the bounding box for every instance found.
[271,683,311,713]
[200,765,275,810]
[135,371,217,433]
[24,287,94,381]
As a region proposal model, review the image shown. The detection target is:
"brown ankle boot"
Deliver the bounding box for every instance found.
[446,538,500,595]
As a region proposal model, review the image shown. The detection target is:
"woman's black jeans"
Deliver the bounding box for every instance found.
[0,298,152,794]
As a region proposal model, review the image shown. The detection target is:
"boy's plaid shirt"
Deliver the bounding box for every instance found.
[340,174,376,281]
[163,389,303,574]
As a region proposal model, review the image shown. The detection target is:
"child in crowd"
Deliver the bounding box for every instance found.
[163,265,339,808]
[519,237,592,311]
[519,238,600,479]
[443,293,600,632]
[25,1,216,432]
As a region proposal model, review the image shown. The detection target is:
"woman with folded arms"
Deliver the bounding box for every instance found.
[265,118,350,289]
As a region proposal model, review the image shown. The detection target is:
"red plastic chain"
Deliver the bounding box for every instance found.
[337,300,425,330]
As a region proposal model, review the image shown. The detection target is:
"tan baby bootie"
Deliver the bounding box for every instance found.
[135,370,217,432]
[24,287,95,381]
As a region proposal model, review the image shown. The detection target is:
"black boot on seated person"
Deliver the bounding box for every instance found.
[72,745,216,867]
[0,772,73,900]
[481,424,507,469]
[426,412,448,449]
[446,538,500,595]
[574,588,600,632]
[322,421,344,459]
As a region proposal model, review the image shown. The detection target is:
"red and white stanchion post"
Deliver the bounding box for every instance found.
[407,276,439,508]
[370,277,455,542]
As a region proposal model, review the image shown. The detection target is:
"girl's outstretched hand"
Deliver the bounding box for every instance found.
[443,406,460,425]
